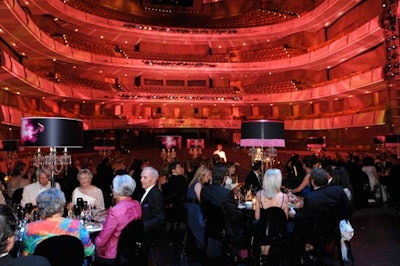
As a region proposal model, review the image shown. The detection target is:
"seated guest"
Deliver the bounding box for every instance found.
[290,155,316,196]
[255,168,288,256]
[244,161,262,191]
[71,169,105,210]
[20,188,95,257]
[0,204,51,266]
[0,190,5,205]
[7,161,30,199]
[94,174,142,265]
[200,163,243,259]
[224,162,238,190]
[186,166,212,249]
[20,169,60,208]
[292,168,353,265]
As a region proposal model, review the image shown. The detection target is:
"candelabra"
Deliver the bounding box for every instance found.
[94,137,116,158]
[21,117,83,187]
[32,147,71,178]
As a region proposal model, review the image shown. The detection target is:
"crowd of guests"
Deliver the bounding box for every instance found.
[0,148,398,265]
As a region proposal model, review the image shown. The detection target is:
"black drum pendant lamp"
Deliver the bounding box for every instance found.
[20,117,83,186]
[240,119,285,169]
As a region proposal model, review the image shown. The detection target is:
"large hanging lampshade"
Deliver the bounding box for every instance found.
[20,117,83,148]
[240,119,285,147]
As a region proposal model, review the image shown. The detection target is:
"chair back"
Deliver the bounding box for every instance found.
[33,235,84,266]
[202,201,226,241]
[115,218,145,266]
[258,207,288,243]
[12,188,24,205]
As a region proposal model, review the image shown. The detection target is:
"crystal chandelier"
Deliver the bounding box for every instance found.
[32,147,72,177]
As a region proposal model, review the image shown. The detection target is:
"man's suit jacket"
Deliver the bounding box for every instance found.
[141,186,166,234]
[244,170,262,191]
[0,254,50,266]
[295,185,353,244]
[200,184,243,242]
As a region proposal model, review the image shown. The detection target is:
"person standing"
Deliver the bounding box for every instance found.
[140,166,166,266]
[213,144,227,163]
[162,162,187,227]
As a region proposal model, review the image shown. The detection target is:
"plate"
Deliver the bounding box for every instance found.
[85,223,103,233]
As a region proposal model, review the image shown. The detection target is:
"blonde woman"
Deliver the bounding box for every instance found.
[71,169,105,210]
[186,166,211,249]
[255,168,288,256]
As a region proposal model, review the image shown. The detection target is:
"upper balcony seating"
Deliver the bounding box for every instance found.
[64,0,298,29]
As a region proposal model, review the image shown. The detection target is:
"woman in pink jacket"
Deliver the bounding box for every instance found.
[94,174,142,265]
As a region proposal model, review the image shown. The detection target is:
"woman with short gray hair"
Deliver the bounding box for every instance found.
[94,174,142,264]
[112,174,136,197]
[37,187,66,218]
[20,188,95,258]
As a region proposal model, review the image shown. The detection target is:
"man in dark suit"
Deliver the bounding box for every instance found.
[140,166,166,266]
[201,163,243,261]
[293,167,353,265]
[244,160,262,191]
[162,162,188,228]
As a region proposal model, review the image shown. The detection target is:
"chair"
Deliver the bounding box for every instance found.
[202,201,237,264]
[115,218,145,266]
[33,235,84,266]
[311,204,344,266]
[11,188,24,205]
[255,207,288,265]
